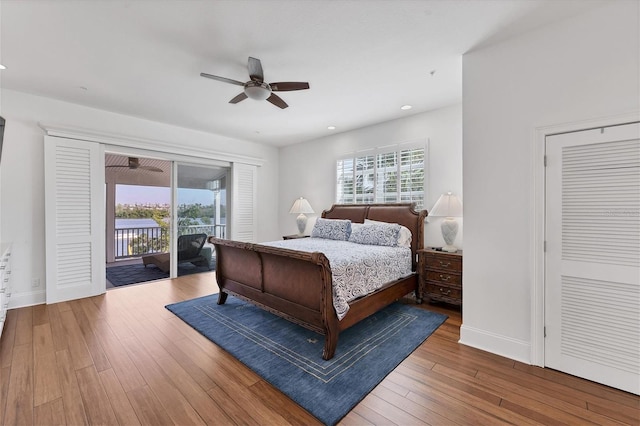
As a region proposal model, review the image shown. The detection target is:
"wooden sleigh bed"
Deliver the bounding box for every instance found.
[208,203,427,360]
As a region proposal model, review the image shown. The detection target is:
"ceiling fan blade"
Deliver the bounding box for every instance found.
[229,92,248,104]
[270,82,310,92]
[266,93,288,109]
[138,166,164,173]
[248,57,264,83]
[200,72,245,87]
[105,165,129,168]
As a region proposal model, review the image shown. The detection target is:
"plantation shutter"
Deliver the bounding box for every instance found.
[230,162,257,242]
[44,136,105,303]
[375,151,398,203]
[355,154,375,204]
[545,122,640,395]
[336,143,426,208]
[399,147,425,209]
[336,158,354,204]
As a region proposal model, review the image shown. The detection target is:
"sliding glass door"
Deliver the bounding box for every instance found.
[174,163,228,275]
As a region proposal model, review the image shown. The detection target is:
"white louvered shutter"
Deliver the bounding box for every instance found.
[230,162,257,242]
[545,122,640,395]
[44,136,105,303]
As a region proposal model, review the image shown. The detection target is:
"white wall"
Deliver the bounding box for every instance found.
[462,1,639,362]
[0,89,280,308]
[278,104,463,247]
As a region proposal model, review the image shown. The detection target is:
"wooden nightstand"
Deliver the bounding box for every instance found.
[418,248,463,307]
[283,234,310,240]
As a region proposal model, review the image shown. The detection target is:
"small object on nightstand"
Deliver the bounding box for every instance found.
[283,234,310,240]
[418,248,462,307]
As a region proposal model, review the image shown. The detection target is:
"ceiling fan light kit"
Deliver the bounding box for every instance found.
[201,56,310,109]
[244,81,271,100]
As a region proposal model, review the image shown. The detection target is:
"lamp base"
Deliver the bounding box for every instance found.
[440,217,459,253]
[296,213,308,235]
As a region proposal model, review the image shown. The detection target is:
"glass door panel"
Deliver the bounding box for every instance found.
[175,163,228,276]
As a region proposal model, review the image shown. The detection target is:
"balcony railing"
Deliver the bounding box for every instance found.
[115,224,226,260]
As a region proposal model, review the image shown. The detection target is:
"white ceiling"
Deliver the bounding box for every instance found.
[0,0,603,147]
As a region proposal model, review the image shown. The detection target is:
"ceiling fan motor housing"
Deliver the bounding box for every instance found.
[244,81,271,100]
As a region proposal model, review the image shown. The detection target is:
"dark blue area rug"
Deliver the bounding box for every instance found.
[106,260,214,287]
[166,294,447,425]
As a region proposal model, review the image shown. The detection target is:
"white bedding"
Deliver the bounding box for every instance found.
[260,238,413,320]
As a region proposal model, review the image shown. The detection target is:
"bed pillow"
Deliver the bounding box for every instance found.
[349,221,401,247]
[311,218,352,241]
[365,219,412,247]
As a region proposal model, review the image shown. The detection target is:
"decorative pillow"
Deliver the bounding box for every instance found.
[311,218,352,241]
[349,222,401,247]
[365,219,412,247]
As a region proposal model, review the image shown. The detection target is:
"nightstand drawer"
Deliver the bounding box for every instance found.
[426,254,462,271]
[425,284,462,300]
[418,248,462,307]
[425,270,461,286]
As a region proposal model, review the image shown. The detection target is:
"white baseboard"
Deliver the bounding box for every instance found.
[8,289,46,309]
[459,324,531,364]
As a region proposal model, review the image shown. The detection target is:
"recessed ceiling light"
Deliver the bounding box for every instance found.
[327,126,336,130]
[400,105,412,110]
[0,64,6,70]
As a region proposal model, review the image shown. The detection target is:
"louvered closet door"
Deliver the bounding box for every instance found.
[44,136,105,303]
[230,162,257,242]
[545,122,639,395]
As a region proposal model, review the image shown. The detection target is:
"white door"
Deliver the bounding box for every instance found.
[545,122,640,395]
[44,136,106,303]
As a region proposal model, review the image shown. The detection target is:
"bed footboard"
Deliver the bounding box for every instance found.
[209,237,340,359]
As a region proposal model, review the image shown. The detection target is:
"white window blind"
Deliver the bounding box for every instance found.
[337,145,425,208]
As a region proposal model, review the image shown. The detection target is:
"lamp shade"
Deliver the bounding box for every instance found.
[430,192,462,217]
[289,197,315,214]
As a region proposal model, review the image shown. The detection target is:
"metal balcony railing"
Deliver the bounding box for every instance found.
[115,224,226,259]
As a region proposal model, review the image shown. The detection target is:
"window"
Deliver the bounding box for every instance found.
[337,144,425,208]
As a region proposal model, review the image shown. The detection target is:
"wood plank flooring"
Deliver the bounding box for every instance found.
[1,272,638,425]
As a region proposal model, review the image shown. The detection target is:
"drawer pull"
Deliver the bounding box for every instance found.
[439,261,451,267]
[439,287,452,295]
[439,274,451,282]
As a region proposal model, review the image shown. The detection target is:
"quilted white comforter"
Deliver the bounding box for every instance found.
[260,238,413,320]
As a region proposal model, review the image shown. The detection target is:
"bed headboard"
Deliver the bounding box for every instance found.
[322,203,427,270]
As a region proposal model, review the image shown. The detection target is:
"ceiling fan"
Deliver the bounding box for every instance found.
[105,157,163,173]
[200,57,310,109]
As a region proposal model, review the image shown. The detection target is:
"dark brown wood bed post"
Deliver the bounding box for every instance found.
[316,252,339,360]
[213,243,228,305]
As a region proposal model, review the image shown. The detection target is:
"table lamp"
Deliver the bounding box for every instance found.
[430,192,463,252]
[289,197,314,235]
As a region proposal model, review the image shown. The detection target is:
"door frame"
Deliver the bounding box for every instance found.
[531,111,640,366]
[41,123,264,300]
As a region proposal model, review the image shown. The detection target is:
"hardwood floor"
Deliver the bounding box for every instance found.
[1,272,638,425]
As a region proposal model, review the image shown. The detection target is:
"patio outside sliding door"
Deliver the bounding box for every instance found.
[173,163,229,276]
